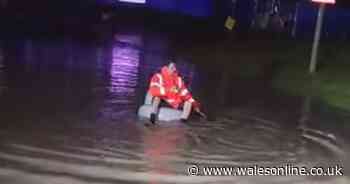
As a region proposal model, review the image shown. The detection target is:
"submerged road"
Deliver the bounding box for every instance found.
[0,33,348,184]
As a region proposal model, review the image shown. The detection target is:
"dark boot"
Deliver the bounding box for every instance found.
[150,113,156,124]
[180,118,188,123]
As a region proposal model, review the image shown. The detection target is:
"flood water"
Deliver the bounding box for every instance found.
[0,33,349,184]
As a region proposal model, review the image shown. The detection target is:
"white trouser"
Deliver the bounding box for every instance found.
[148,92,192,120]
[180,100,193,120]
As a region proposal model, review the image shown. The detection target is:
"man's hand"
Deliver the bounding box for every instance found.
[194,107,207,120]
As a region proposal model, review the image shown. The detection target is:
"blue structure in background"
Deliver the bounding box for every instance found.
[99,0,214,18]
[296,2,350,39]
[147,0,214,18]
[96,0,350,39]
[147,0,178,13]
[97,0,255,25]
[177,0,213,18]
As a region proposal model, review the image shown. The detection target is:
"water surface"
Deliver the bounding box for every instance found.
[0,34,348,184]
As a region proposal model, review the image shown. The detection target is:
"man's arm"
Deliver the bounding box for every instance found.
[149,74,166,97]
[177,76,207,119]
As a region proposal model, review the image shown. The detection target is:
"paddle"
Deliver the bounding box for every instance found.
[194,107,208,120]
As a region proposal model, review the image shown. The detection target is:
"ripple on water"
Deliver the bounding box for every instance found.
[0,33,348,183]
[1,111,347,184]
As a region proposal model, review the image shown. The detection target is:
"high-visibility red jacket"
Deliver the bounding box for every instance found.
[148,66,197,109]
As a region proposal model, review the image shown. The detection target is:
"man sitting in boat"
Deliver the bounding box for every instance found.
[148,62,205,124]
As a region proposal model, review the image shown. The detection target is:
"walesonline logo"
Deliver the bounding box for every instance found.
[200,165,343,177]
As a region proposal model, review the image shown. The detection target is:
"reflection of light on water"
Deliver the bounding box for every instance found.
[0,46,6,95]
[99,34,142,120]
[143,127,186,183]
[0,47,4,68]
[110,46,139,96]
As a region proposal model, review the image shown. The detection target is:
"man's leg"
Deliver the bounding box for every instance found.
[150,97,161,124]
[180,100,192,121]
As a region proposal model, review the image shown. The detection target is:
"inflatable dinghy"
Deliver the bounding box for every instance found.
[137,92,183,122]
